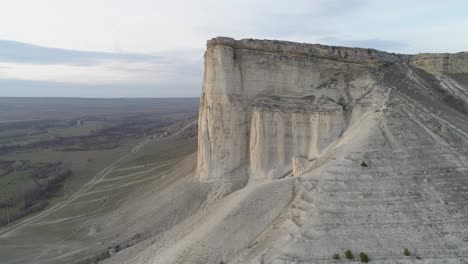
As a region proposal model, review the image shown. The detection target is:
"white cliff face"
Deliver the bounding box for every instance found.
[249,108,346,180]
[132,39,467,264]
[197,44,250,181]
[197,37,389,181]
[409,52,468,73]
[197,43,249,182]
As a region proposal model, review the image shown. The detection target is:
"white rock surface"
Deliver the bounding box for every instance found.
[197,37,391,182]
[292,156,307,176]
[193,37,468,263]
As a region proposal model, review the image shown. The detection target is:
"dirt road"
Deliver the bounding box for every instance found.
[0,139,150,238]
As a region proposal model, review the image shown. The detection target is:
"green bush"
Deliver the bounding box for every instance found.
[332,253,340,260]
[345,249,354,259]
[403,248,410,256]
[359,252,369,263]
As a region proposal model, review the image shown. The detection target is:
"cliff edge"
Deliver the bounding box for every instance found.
[197,37,468,182]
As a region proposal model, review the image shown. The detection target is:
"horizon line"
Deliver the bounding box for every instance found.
[0,96,200,99]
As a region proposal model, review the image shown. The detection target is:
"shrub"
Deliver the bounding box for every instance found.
[360,161,368,167]
[332,253,340,260]
[359,252,369,263]
[403,248,410,256]
[345,249,354,259]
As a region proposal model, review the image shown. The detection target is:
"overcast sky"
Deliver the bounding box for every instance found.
[1,0,467,98]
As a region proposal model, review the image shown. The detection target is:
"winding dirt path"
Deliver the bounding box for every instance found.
[0,139,150,238]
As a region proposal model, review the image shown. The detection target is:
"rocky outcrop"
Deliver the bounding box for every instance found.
[197,37,468,182]
[198,37,398,181]
[409,52,468,73]
[195,37,468,264]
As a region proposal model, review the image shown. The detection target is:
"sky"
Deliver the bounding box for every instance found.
[0,0,467,98]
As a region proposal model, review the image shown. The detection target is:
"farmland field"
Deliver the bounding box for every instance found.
[0,97,199,228]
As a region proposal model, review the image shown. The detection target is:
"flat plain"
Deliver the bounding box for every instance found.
[0,97,199,261]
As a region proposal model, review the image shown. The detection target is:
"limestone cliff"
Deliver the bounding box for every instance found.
[409,52,468,73]
[190,38,468,263]
[198,37,468,182]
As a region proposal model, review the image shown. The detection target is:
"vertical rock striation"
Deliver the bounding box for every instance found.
[197,37,398,181]
[195,38,468,264]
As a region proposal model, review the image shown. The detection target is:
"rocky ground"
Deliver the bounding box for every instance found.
[164,38,468,263]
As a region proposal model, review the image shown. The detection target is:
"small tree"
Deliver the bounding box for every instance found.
[403,248,410,256]
[332,253,340,260]
[345,249,354,260]
[359,252,369,263]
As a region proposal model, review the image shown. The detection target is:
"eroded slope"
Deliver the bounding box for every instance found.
[193,38,468,263]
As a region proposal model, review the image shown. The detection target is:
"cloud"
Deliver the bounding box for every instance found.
[0,62,168,84]
[195,0,370,40]
[0,40,164,65]
[0,40,203,87]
